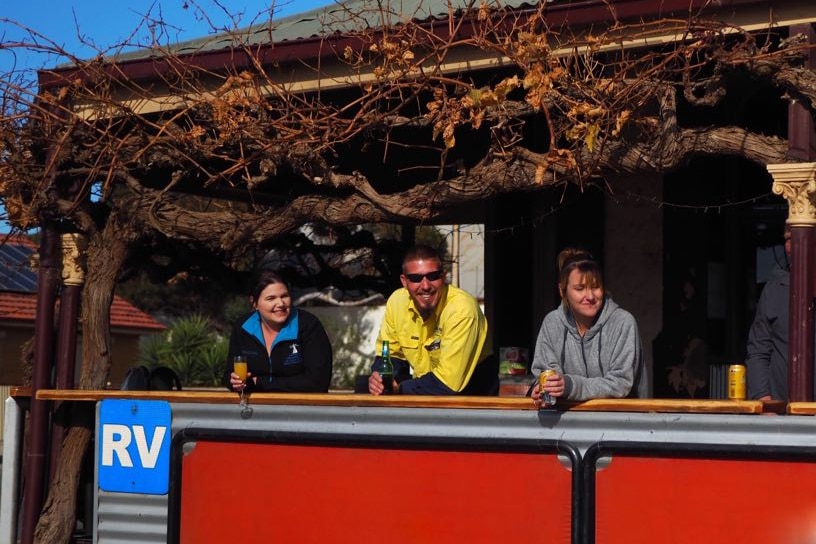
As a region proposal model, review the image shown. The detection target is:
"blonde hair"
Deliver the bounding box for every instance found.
[557,248,603,298]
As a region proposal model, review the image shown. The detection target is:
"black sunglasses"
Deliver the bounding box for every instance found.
[404,270,445,283]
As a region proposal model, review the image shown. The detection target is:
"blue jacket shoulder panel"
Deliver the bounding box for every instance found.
[225,309,332,393]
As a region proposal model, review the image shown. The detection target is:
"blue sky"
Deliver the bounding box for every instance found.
[1,0,335,73]
[0,1,335,232]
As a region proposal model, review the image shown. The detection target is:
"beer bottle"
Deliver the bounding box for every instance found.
[374,340,394,394]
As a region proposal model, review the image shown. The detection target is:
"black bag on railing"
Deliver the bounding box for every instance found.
[120,365,182,391]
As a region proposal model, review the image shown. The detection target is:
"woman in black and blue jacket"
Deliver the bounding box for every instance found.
[224,270,333,393]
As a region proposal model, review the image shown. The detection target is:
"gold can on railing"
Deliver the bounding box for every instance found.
[728,364,746,400]
[538,369,558,407]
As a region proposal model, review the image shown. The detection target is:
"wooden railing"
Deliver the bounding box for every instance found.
[25,388,776,414]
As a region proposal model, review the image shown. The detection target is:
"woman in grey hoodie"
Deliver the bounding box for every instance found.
[531,249,647,405]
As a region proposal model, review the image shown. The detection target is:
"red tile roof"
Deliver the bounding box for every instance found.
[0,235,165,331]
[0,292,35,321]
[0,291,166,331]
[0,233,37,249]
[110,296,166,331]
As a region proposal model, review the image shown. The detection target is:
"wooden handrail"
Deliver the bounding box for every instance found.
[565,398,766,414]
[22,388,770,413]
[787,402,816,415]
[32,389,535,410]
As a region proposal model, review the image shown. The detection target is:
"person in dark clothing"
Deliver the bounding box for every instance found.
[224,270,333,393]
[746,228,791,401]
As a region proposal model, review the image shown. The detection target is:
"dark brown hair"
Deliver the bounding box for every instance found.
[402,244,443,272]
[557,248,603,298]
[249,269,290,303]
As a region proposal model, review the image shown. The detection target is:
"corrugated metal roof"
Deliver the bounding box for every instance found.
[51,0,781,82]
[113,0,544,63]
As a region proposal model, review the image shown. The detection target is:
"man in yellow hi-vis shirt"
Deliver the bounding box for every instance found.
[368,245,495,395]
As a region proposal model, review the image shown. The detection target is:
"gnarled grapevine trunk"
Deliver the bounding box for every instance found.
[34,222,130,544]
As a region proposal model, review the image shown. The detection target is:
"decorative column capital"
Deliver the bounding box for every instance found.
[767,162,816,226]
[60,233,88,286]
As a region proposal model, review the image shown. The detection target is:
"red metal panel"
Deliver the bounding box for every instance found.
[179,441,572,543]
[595,456,816,543]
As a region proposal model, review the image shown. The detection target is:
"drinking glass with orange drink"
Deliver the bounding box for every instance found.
[233,355,248,383]
[233,355,251,415]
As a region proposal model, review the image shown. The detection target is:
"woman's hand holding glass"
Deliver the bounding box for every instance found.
[231,355,249,391]
[232,355,254,418]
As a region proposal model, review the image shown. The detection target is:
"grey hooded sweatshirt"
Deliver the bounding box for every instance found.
[531,296,647,400]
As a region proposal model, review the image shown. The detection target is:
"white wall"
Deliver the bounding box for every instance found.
[438,224,485,299]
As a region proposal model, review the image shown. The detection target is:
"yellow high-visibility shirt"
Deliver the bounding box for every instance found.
[376,284,487,392]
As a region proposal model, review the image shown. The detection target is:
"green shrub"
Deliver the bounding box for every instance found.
[138,314,226,387]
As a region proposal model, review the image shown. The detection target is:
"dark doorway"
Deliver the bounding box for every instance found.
[654,156,785,398]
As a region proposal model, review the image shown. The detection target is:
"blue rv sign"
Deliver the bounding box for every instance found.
[98,399,171,494]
